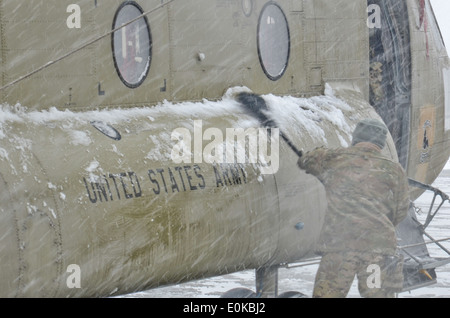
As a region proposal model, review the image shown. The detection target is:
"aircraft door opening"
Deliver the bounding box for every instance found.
[368,0,412,169]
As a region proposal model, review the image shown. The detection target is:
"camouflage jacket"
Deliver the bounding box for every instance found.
[298,144,410,255]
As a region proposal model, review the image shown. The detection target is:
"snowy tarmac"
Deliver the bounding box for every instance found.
[127,162,450,298]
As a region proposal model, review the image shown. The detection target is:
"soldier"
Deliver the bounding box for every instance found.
[298,119,410,298]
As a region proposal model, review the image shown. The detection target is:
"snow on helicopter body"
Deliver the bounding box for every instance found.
[0,0,449,297]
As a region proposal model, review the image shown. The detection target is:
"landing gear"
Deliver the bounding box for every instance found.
[255,266,278,298]
[397,179,450,292]
[221,288,257,298]
[278,291,307,298]
[221,266,308,298]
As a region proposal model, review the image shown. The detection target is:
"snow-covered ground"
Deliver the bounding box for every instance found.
[127,162,450,298]
[400,166,450,298]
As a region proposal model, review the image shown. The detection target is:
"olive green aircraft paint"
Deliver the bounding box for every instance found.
[0,0,449,297]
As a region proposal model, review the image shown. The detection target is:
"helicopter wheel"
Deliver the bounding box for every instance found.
[221,288,257,298]
[277,291,308,298]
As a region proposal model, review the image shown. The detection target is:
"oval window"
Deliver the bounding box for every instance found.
[257,2,290,81]
[112,2,152,88]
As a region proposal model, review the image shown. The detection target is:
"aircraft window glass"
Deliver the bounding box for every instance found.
[257,2,290,81]
[112,2,152,88]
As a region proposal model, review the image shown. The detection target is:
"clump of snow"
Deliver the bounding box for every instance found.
[69,130,92,146]
[263,90,354,147]
[85,160,102,182]
[324,83,335,97]
[86,160,99,172]
[0,147,9,160]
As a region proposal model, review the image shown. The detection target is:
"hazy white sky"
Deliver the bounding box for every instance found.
[431,0,450,54]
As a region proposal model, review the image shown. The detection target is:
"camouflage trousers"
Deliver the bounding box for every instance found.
[313,251,403,298]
